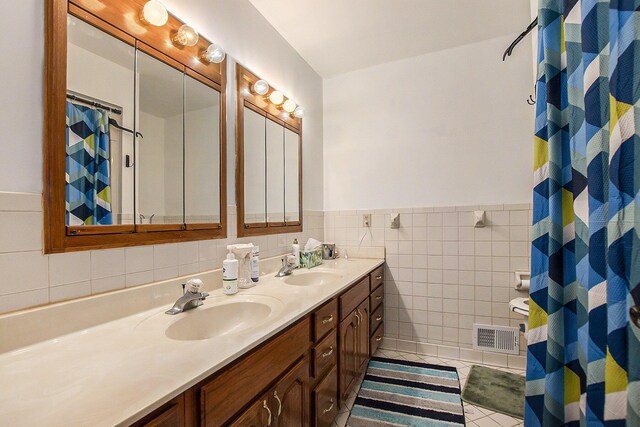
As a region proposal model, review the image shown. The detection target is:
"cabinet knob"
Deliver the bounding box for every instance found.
[321,346,334,358]
[376,315,382,321]
[322,399,335,414]
[321,315,334,325]
[375,275,382,280]
[375,295,382,300]
[376,335,382,342]
[631,305,640,328]
[273,391,282,417]
[262,400,272,426]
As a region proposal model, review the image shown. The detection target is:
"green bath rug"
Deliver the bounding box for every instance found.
[461,365,525,419]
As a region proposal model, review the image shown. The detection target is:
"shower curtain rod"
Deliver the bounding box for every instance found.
[66,93,123,115]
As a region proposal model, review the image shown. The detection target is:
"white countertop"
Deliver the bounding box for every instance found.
[0,257,384,426]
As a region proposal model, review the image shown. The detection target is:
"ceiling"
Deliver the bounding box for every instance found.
[249,0,531,78]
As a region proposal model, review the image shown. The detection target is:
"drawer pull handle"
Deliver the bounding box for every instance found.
[321,315,334,325]
[273,390,282,417]
[376,336,383,342]
[322,346,334,358]
[262,400,272,426]
[375,295,382,300]
[375,275,382,280]
[375,315,383,321]
[322,399,335,414]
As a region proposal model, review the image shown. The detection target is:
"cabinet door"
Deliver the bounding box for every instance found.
[339,312,359,403]
[272,358,309,427]
[314,366,338,427]
[356,299,370,374]
[228,394,271,427]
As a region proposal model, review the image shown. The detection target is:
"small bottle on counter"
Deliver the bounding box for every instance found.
[292,238,300,267]
[222,249,238,295]
[251,246,260,283]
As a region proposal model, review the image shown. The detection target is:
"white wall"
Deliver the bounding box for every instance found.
[323,35,534,211]
[0,0,323,211]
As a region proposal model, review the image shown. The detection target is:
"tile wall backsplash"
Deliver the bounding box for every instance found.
[0,191,323,314]
[325,203,532,364]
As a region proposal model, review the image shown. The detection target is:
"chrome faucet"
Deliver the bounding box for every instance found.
[165,279,209,315]
[276,255,297,277]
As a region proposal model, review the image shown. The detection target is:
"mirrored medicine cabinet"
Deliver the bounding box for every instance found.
[44,0,227,253]
[236,64,302,237]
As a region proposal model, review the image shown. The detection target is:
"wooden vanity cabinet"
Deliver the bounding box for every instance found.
[127,264,384,427]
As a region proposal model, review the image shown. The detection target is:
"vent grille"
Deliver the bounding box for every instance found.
[473,324,519,355]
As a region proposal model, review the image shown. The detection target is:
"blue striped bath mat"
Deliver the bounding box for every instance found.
[347,357,465,426]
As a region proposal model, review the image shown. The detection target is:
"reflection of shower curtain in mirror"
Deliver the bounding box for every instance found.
[65,101,113,225]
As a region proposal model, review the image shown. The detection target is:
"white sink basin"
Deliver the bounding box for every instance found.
[138,295,283,341]
[282,270,343,287]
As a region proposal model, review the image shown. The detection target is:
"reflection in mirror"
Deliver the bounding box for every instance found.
[66,15,135,226]
[266,119,285,223]
[136,51,184,225]
[185,77,221,224]
[243,107,266,224]
[284,128,300,222]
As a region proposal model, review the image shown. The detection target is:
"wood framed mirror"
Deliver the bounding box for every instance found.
[44,0,227,253]
[235,64,302,237]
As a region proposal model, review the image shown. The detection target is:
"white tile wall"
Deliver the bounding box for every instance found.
[0,192,324,314]
[325,203,532,358]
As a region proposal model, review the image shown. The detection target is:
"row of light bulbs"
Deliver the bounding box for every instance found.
[141,1,304,119]
[252,79,304,118]
[140,0,225,64]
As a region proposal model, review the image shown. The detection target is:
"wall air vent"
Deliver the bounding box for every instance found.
[472,324,519,355]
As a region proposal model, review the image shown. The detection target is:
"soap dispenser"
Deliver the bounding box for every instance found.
[292,238,300,267]
[222,249,238,295]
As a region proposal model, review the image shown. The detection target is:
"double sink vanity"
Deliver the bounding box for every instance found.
[0,254,385,426]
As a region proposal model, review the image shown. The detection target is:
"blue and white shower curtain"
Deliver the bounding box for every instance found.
[526,0,640,425]
[65,101,113,225]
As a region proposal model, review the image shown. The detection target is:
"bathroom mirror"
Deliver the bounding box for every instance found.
[66,15,135,226]
[236,64,302,237]
[284,128,300,223]
[137,50,184,229]
[44,0,227,253]
[243,106,267,224]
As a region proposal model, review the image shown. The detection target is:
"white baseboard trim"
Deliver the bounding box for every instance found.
[379,337,526,370]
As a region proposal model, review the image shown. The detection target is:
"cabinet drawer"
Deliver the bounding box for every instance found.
[340,276,370,321]
[200,317,311,426]
[370,303,383,335]
[313,329,337,380]
[370,323,384,356]
[314,366,338,427]
[370,265,384,291]
[370,284,384,312]
[313,299,338,342]
[131,395,184,427]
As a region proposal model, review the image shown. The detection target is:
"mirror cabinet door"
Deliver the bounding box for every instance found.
[243,107,267,224]
[266,119,285,224]
[136,51,184,227]
[66,15,135,226]
[284,128,300,223]
[185,76,221,225]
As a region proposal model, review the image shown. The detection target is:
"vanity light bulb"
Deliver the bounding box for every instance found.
[172,24,199,47]
[269,90,284,105]
[283,99,297,113]
[293,106,305,118]
[253,80,270,96]
[141,0,168,26]
[202,43,225,63]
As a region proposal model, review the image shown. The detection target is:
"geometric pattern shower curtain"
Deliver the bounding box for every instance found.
[526,0,640,425]
[65,101,113,225]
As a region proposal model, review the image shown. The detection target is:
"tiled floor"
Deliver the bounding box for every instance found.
[333,349,525,427]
